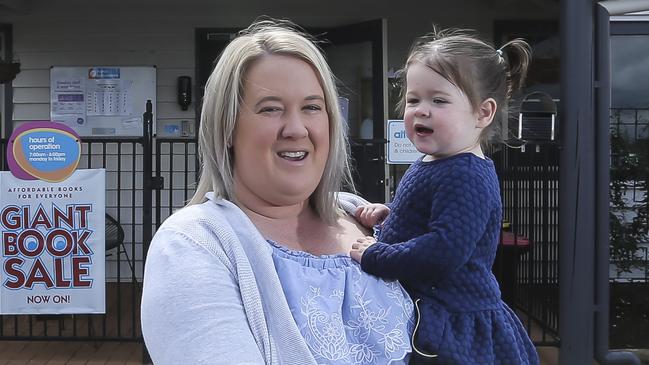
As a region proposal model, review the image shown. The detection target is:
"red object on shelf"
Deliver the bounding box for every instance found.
[500,231,530,247]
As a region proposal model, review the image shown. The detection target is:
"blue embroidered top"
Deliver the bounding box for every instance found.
[361,153,539,365]
[269,240,414,365]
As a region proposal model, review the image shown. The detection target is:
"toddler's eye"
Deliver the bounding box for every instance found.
[406,98,419,105]
[432,98,448,104]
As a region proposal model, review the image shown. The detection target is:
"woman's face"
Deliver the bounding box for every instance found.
[232,54,330,208]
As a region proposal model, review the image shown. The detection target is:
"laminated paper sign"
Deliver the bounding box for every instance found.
[386,120,423,164]
[0,122,105,314]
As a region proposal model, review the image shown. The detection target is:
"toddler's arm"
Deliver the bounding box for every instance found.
[359,167,493,284]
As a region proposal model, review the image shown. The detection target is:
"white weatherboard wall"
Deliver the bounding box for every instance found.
[5,2,198,281]
[0,0,558,280]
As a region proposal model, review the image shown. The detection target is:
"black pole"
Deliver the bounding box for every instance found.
[595,4,612,361]
[141,99,153,364]
[2,24,14,140]
[559,0,596,363]
[142,99,153,260]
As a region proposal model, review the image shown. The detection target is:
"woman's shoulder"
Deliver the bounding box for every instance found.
[158,201,217,228]
[152,198,247,252]
[158,197,240,232]
[151,202,221,250]
[152,196,268,260]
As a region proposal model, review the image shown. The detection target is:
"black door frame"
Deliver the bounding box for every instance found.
[0,23,13,139]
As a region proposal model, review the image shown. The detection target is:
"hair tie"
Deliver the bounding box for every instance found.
[496,49,504,57]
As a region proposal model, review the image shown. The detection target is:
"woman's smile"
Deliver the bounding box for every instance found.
[277,150,308,161]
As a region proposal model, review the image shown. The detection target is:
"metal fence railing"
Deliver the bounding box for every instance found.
[0,136,150,341]
[492,144,561,347]
[155,138,198,228]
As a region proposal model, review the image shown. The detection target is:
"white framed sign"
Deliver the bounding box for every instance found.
[50,66,156,137]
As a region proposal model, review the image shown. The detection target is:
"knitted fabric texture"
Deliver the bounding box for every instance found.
[361,153,539,365]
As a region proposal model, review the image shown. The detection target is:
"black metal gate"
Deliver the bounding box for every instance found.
[0,118,155,344]
[492,144,561,347]
[154,138,199,229]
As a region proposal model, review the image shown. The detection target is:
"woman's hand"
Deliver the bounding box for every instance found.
[350,236,377,263]
[355,204,390,228]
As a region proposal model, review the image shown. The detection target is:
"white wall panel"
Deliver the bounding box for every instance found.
[13,87,48,103]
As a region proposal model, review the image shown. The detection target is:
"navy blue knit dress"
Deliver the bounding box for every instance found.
[361,153,539,365]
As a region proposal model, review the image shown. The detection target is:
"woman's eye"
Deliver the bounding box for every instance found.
[259,106,281,113]
[304,104,323,111]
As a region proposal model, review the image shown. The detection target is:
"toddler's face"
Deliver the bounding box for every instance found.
[403,63,484,160]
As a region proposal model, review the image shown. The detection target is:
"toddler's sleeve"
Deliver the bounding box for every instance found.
[361,167,493,284]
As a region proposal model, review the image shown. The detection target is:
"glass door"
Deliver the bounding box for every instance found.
[313,19,388,202]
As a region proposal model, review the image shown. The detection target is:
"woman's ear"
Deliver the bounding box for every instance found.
[476,98,497,128]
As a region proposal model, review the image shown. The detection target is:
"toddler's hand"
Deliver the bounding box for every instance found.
[355,204,390,228]
[350,236,377,263]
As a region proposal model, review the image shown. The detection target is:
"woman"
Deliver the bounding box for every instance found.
[141,19,413,365]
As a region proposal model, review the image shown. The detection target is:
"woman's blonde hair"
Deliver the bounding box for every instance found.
[188,19,354,225]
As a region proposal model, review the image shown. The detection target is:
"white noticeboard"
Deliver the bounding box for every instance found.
[387,120,423,164]
[50,66,156,137]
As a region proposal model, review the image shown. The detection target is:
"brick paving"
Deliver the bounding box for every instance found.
[0,341,142,365]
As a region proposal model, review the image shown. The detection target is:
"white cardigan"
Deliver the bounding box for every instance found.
[141,192,369,364]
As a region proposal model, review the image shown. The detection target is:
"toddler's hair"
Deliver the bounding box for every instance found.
[397,27,531,148]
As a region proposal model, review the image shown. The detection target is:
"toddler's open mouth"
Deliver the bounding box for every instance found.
[415,125,434,135]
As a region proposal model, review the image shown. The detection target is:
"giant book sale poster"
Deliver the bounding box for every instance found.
[0,122,105,314]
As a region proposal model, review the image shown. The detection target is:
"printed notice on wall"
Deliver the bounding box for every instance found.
[86,79,133,117]
[386,120,423,164]
[0,169,106,314]
[51,76,87,136]
[50,66,156,137]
